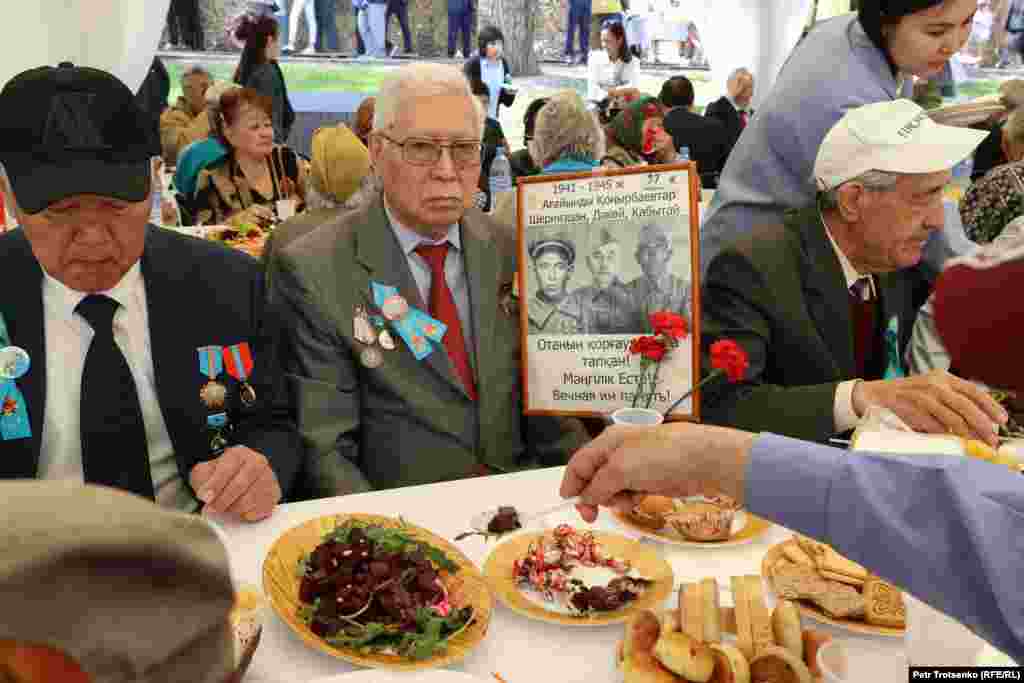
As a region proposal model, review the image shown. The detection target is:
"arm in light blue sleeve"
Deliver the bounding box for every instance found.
[746,433,1024,664]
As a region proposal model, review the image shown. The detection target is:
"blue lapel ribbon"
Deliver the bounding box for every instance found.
[0,313,31,441]
[197,345,223,380]
[883,316,905,379]
[370,282,447,360]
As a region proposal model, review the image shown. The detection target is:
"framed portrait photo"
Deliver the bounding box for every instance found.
[517,162,702,419]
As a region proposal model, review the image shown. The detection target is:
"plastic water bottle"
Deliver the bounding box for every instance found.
[149,185,164,226]
[488,146,513,210]
[677,146,690,163]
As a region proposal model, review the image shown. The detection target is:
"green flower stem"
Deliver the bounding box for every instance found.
[662,368,725,418]
[646,358,663,409]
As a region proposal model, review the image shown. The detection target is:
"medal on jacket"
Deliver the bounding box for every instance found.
[0,314,31,441]
[207,411,229,454]
[883,316,905,380]
[353,305,377,345]
[197,345,227,409]
[360,346,383,369]
[224,342,257,406]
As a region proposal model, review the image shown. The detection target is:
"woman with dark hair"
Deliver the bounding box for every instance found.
[233,13,296,144]
[463,25,516,121]
[701,0,978,273]
[587,20,639,110]
[193,87,306,227]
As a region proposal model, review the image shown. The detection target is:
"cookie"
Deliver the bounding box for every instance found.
[863,578,906,628]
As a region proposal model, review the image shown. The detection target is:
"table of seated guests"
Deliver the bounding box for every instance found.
[206,465,944,683]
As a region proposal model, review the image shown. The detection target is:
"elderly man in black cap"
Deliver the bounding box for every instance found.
[568,226,639,334]
[527,229,588,334]
[0,64,300,519]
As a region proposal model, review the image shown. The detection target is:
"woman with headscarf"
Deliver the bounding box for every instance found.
[960,108,1024,244]
[600,95,677,169]
[970,78,1024,180]
[701,0,979,273]
[233,13,296,144]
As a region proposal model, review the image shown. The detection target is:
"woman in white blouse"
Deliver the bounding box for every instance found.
[587,21,640,110]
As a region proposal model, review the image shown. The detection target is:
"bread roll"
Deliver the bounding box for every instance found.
[744,576,774,656]
[625,650,683,683]
[708,642,752,683]
[701,578,722,643]
[771,600,803,659]
[683,583,705,642]
[749,645,813,683]
[653,631,715,683]
[629,496,675,530]
[623,610,662,660]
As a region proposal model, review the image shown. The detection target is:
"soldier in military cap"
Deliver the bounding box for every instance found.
[527,229,588,334]
[569,226,640,334]
[626,222,692,329]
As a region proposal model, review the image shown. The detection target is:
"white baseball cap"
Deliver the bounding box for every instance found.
[814,99,988,191]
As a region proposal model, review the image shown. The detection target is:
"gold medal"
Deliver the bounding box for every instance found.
[239,381,257,407]
[200,380,227,409]
[360,346,383,369]
[353,306,377,345]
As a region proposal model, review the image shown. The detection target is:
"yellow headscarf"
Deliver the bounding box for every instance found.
[310,124,371,205]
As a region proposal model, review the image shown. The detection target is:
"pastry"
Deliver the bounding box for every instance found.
[781,542,815,568]
[749,645,814,683]
[629,495,676,530]
[623,610,663,661]
[653,631,715,683]
[708,642,752,683]
[701,577,722,643]
[731,576,755,661]
[669,501,735,542]
[817,547,868,584]
[863,578,906,628]
[771,600,803,659]
[771,563,829,601]
[625,650,683,683]
[744,575,775,656]
[810,582,867,620]
[819,569,866,587]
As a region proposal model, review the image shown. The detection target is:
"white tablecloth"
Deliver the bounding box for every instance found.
[213,466,907,683]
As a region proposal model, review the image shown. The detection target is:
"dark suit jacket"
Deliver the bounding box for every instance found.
[269,196,589,492]
[247,62,296,144]
[699,208,929,442]
[463,56,517,111]
[0,227,302,498]
[704,96,749,158]
[663,107,729,189]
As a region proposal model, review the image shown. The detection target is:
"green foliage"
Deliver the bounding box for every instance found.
[322,519,459,573]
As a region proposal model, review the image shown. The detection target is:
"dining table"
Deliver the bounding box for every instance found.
[207,464,926,682]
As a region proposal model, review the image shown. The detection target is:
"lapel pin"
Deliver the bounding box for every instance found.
[353,305,377,345]
[381,294,410,321]
[0,346,30,381]
[379,329,396,351]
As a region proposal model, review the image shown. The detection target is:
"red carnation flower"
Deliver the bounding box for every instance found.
[649,311,688,340]
[710,339,749,383]
[629,335,667,363]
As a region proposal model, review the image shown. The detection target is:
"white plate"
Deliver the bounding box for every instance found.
[315,671,493,682]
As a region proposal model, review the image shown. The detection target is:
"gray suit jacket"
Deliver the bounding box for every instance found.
[700,207,929,443]
[269,197,588,493]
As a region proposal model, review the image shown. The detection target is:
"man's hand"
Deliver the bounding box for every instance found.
[190,446,282,522]
[559,423,756,523]
[852,370,1008,447]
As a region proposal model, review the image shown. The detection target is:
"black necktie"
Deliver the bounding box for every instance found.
[76,294,155,499]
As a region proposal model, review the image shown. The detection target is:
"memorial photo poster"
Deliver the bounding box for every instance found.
[517,163,702,418]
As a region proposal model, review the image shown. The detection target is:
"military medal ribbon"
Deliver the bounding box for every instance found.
[224,342,257,406]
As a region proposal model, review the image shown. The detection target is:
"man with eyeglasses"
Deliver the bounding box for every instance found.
[269,63,589,495]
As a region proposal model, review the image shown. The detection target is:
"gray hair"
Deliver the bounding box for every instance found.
[1004,109,1024,149]
[1000,79,1024,111]
[818,169,901,210]
[181,65,212,85]
[530,90,605,167]
[372,63,484,138]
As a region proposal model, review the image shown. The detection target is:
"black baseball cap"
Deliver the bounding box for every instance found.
[0,63,159,214]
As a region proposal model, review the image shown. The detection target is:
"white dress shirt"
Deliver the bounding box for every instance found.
[384,202,477,368]
[823,218,877,433]
[38,263,199,512]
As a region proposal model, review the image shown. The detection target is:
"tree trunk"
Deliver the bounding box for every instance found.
[493,0,539,76]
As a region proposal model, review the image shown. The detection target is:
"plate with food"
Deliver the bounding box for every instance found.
[612,494,773,548]
[315,671,495,682]
[206,223,271,258]
[482,524,673,626]
[616,575,836,683]
[262,514,493,671]
[454,506,525,542]
[761,536,905,637]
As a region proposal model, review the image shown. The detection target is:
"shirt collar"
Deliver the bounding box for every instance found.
[44,261,143,324]
[384,198,462,255]
[821,215,875,299]
[726,95,744,113]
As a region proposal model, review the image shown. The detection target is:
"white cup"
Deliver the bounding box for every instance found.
[817,638,908,682]
[276,198,297,221]
[610,407,665,426]
[904,593,987,666]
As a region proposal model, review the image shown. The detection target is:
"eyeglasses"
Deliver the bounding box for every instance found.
[378,134,482,168]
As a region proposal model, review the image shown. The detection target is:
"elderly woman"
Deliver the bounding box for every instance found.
[971,79,1024,181]
[263,123,375,271]
[600,95,676,168]
[960,109,1024,245]
[193,87,306,227]
[173,81,241,201]
[491,89,604,225]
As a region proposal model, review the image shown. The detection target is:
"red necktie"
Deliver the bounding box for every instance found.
[849,277,879,379]
[739,110,749,128]
[415,243,478,401]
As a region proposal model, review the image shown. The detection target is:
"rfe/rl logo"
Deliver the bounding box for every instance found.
[42,92,109,150]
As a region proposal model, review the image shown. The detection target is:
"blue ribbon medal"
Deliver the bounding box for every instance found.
[370,282,446,361]
[883,316,905,380]
[197,345,227,410]
[0,314,31,441]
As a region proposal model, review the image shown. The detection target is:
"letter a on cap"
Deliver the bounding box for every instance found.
[43,92,108,151]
